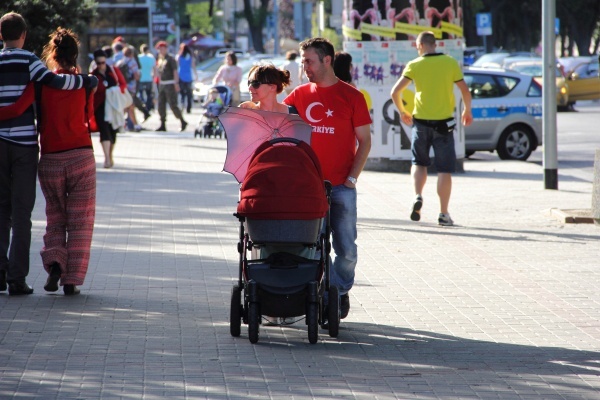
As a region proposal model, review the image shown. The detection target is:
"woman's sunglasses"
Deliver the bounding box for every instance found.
[248,80,268,89]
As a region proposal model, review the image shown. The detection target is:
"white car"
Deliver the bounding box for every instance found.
[464,67,543,161]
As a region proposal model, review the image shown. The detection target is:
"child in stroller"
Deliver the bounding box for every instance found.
[194,85,231,138]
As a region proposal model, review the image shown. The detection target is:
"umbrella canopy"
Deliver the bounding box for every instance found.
[219,107,313,183]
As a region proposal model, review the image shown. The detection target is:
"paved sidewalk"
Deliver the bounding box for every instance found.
[1,108,599,399]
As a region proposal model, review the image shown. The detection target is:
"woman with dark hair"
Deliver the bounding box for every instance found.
[0,28,96,295]
[213,51,243,106]
[239,63,294,113]
[333,51,356,87]
[91,48,127,168]
[177,43,197,113]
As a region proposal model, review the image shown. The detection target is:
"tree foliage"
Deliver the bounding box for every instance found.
[1,0,97,56]
[463,0,600,56]
[187,2,221,36]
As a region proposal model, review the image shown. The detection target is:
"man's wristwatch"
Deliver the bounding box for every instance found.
[346,176,357,185]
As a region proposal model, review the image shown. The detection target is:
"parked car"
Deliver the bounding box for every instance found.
[559,56,600,105]
[464,67,543,161]
[504,60,570,109]
[473,52,539,69]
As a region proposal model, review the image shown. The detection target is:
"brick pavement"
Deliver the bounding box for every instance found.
[1,108,599,399]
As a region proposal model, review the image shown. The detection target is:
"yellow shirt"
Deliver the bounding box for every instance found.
[402,53,463,120]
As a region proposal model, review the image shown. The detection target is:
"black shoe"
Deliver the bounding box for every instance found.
[142,112,151,123]
[155,124,166,132]
[63,284,80,296]
[44,263,61,292]
[180,120,188,132]
[410,195,423,222]
[8,281,34,295]
[340,293,350,319]
[0,270,6,291]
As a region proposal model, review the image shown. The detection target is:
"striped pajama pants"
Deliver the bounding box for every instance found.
[38,148,96,286]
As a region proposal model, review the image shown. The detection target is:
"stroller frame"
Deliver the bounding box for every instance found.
[229,138,340,344]
[194,85,231,139]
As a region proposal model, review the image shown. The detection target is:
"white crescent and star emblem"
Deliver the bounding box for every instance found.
[305,102,333,123]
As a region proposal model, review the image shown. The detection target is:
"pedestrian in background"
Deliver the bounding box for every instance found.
[138,44,156,113]
[282,50,300,95]
[283,38,372,323]
[213,51,243,107]
[116,45,149,131]
[0,12,97,295]
[390,31,472,226]
[333,51,356,87]
[155,41,187,132]
[177,43,197,114]
[91,49,125,168]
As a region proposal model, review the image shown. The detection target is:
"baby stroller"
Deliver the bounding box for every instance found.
[194,85,231,139]
[230,138,340,344]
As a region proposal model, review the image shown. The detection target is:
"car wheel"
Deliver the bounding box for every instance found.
[496,124,536,161]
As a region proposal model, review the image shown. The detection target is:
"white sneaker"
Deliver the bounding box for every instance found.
[438,213,454,226]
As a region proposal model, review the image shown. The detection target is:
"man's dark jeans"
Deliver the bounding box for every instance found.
[0,140,38,283]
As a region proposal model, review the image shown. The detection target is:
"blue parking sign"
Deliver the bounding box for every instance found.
[476,13,492,36]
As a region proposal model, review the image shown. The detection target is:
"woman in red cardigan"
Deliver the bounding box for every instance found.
[91,48,127,168]
[2,28,98,295]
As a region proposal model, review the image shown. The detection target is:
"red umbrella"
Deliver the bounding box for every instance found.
[219,107,313,183]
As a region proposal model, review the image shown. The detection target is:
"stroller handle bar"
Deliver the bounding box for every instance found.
[269,137,301,145]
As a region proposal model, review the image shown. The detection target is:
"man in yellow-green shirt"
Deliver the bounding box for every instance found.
[390,31,473,226]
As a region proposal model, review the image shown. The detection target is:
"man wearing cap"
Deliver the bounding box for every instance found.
[155,41,187,132]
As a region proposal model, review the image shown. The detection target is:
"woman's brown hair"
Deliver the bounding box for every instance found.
[41,27,80,72]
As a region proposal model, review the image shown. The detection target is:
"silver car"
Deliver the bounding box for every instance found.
[464,67,543,161]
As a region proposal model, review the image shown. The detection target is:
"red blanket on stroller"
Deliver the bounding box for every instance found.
[237,140,328,220]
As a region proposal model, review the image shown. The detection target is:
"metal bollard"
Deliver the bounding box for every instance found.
[593,149,600,226]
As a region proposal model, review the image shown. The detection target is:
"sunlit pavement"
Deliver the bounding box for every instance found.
[1,105,599,399]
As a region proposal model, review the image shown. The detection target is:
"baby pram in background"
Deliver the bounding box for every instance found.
[194,85,231,138]
[230,138,339,344]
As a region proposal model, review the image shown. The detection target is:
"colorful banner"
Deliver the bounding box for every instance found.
[345,39,466,159]
[343,0,464,42]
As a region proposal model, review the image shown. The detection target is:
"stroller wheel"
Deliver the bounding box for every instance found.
[307,302,319,344]
[230,285,242,337]
[248,302,260,344]
[327,286,340,338]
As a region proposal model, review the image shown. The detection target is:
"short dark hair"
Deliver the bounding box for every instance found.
[286,50,298,61]
[333,51,353,84]
[417,31,436,46]
[0,12,27,41]
[299,37,334,62]
[93,49,107,60]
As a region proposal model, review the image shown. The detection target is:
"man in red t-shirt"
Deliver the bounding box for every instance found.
[284,38,372,322]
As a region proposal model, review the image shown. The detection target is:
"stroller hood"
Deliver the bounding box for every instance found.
[237,140,328,220]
